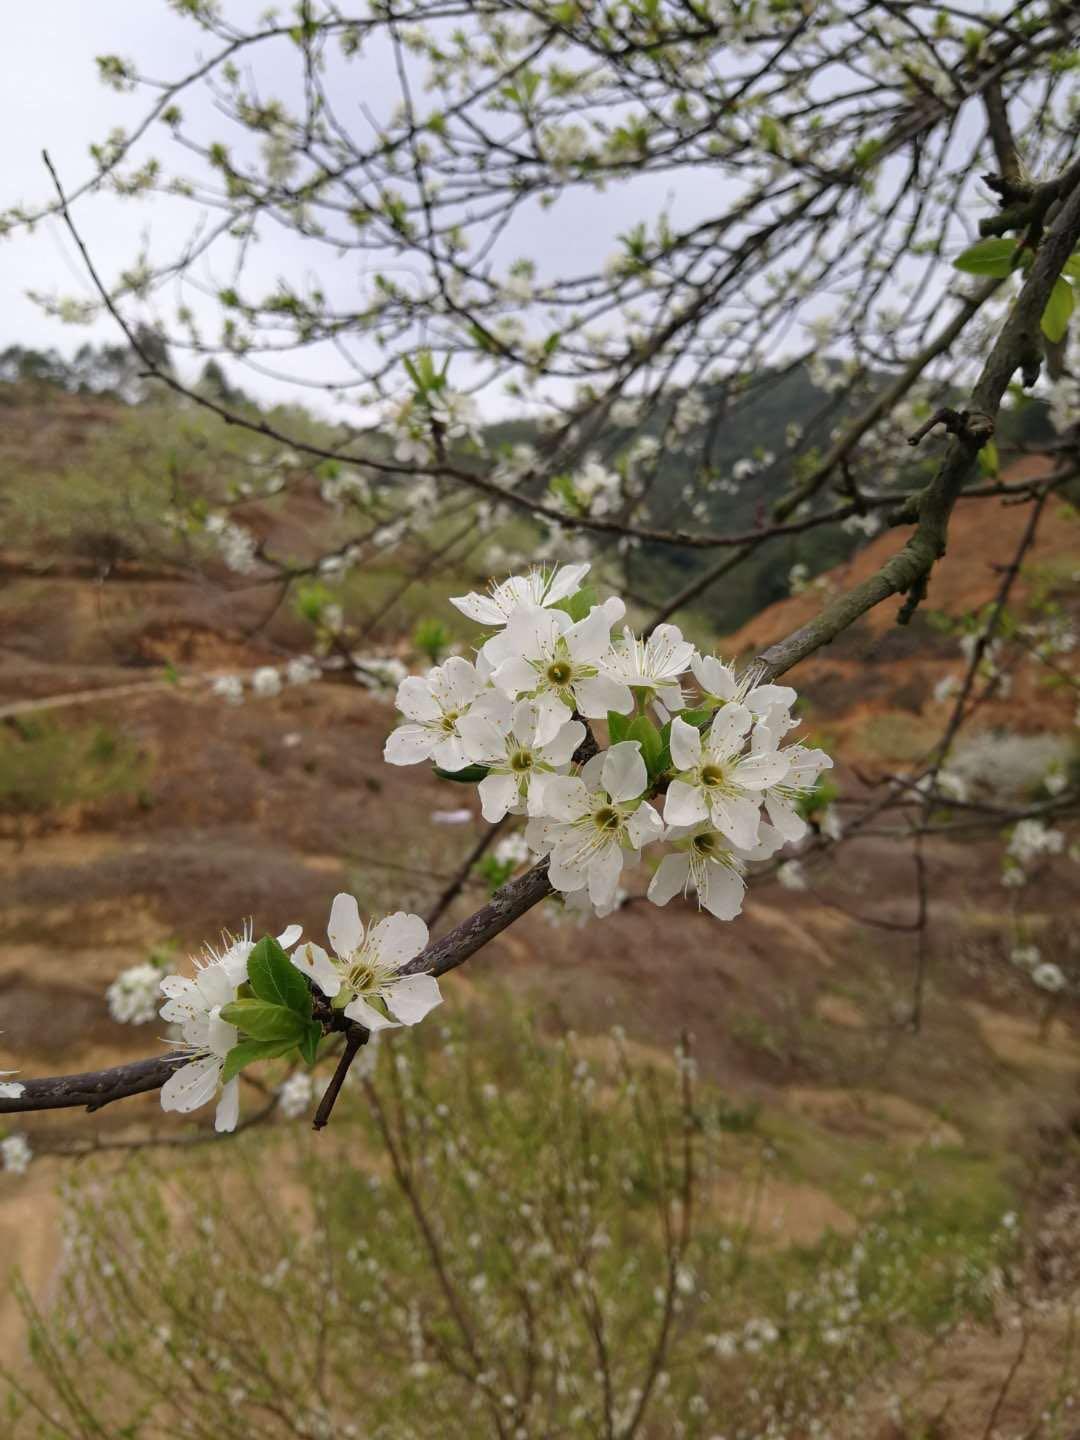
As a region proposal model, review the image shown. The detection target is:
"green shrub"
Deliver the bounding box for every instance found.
[3,1010,1030,1439]
[0,716,148,816]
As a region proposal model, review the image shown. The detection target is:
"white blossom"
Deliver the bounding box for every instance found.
[664,709,789,849]
[383,657,492,770]
[450,562,590,628]
[527,743,662,909]
[482,603,632,732]
[1,1134,32,1175]
[212,674,244,705]
[459,699,585,821]
[291,894,440,1032]
[277,1072,317,1118]
[649,821,783,921]
[106,962,165,1025]
[159,921,302,1132]
[1032,962,1067,994]
[252,667,282,699]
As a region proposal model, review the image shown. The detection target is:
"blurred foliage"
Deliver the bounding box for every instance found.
[3,1008,1037,1439]
[0,715,148,816]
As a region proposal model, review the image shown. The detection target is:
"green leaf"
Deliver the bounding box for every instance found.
[221,1036,301,1086]
[678,707,714,729]
[433,763,489,783]
[1041,276,1075,343]
[627,716,663,776]
[952,238,1018,276]
[607,711,630,744]
[977,438,999,477]
[552,585,598,623]
[296,1022,323,1068]
[219,1000,308,1043]
[247,937,312,1016]
[1062,250,1080,284]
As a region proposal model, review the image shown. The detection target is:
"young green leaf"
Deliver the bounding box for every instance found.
[977,438,1000,478]
[219,999,308,1043]
[551,585,598,623]
[627,716,663,775]
[433,763,490,783]
[607,710,631,744]
[952,238,1017,276]
[221,1036,301,1086]
[1063,250,1080,283]
[297,1021,323,1068]
[1041,276,1075,343]
[248,937,312,1017]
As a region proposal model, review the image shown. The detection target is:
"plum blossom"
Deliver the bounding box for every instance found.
[482,603,632,731]
[690,654,796,721]
[528,742,663,908]
[752,713,834,842]
[159,921,302,1132]
[291,893,440,1032]
[663,709,789,849]
[1,1134,31,1175]
[1032,962,1067,994]
[383,657,491,770]
[601,624,695,711]
[106,961,165,1025]
[0,1070,24,1100]
[450,562,590,628]
[458,699,585,821]
[649,821,784,920]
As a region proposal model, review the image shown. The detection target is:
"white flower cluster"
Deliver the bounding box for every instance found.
[1002,818,1067,887]
[204,512,259,575]
[1010,944,1068,996]
[384,563,831,920]
[106,961,166,1025]
[1,1133,32,1176]
[211,656,321,705]
[155,899,438,1133]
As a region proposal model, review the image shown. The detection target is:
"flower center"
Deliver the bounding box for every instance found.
[700,763,727,788]
[592,805,621,832]
[546,660,573,687]
[441,711,460,732]
[510,748,534,773]
[346,960,378,994]
[692,832,720,858]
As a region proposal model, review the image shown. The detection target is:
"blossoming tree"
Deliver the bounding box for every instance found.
[1,0,1078,1144]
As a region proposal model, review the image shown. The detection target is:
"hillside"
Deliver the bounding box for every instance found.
[0,385,1078,1430]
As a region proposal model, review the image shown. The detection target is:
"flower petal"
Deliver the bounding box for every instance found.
[384,724,436,766]
[291,941,341,998]
[214,1077,241,1133]
[707,704,753,758]
[160,1055,222,1115]
[575,673,633,718]
[478,771,519,823]
[276,924,303,950]
[328,893,364,959]
[699,862,746,921]
[343,995,399,1031]
[541,775,591,823]
[368,912,429,970]
[384,973,443,1026]
[601,741,648,804]
[648,853,691,907]
[395,677,441,722]
[669,716,702,771]
[626,800,663,848]
[709,792,762,850]
[663,779,709,827]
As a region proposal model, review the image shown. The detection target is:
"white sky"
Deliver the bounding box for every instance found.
[0,5,727,416]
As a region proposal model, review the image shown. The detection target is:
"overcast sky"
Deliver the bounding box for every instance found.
[1,5,733,417]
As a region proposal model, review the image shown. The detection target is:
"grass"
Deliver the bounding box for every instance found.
[4,1005,1045,1440]
[0,716,148,817]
